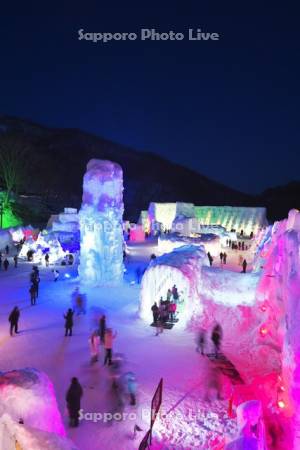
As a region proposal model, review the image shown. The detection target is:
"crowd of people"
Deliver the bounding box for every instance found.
[207,249,248,273]
[0,244,19,271]
[64,311,138,428]
[151,285,179,335]
[225,239,249,251]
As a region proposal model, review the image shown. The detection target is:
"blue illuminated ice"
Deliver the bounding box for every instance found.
[79,159,124,286]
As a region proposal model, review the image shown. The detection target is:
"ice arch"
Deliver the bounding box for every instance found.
[140,245,208,327]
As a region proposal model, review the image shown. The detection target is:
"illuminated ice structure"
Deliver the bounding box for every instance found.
[254,209,300,448]
[140,245,208,327]
[48,208,79,234]
[0,368,77,450]
[141,203,267,236]
[193,206,268,235]
[158,232,220,256]
[147,202,194,231]
[19,232,66,265]
[79,159,124,286]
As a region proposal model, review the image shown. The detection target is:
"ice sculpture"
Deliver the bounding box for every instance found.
[193,206,268,235]
[140,245,208,326]
[146,202,267,235]
[19,232,66,265]
[79,159,124,285]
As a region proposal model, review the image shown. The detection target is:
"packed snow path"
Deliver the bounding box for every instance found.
[0,243,261,449]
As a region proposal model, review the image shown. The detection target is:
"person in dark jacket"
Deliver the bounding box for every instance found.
[151,302,159,323]
[211,324,223,357]
[9,307,20,336]
[45,253,50,267]
[3,258,9,271]
[242,259,247,273]
[64,309,74,336]
[31,267,40,297]
[13,255,18,268]
[99,315,106,343]
[207,252,213,267]
[29,284,37,306]
[66,377,83,427]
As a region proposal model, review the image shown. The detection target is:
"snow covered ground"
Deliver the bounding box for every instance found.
[0,240,273,449]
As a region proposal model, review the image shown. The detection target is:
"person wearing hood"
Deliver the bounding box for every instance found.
[66,377,83,427]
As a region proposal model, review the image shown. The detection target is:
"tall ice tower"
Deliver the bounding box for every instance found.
[79,159,124,285]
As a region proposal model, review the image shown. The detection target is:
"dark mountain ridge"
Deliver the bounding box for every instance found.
[0,115,297,225]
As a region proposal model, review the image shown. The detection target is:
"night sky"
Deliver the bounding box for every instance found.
[0,3,299,194]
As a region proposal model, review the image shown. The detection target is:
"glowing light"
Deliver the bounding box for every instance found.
[260,326,268,336]
[277,400,286,409]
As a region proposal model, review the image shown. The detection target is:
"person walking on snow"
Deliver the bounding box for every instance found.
[125,372,137,406]
[99,314,106,343]
[9,306,20,336]
[31,267,40,297]
[104,328,117,366]
[211,324,222,357]
[13,255,18,268]
[45,253,50,266]
[207,252,213,267]
[53,269,59,281]
[151,302,159,324]
[89,331,100,364]
[196,329,206,355]
[220,252,224,264]
[29,284,37,305]
[64,308,74,336]
[66,377,83,428]
[223,252,227,264]
[3,258,9,271]
[242,259,247,273]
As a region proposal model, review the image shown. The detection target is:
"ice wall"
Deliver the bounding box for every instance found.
[146,203,267,235]
[254,209,300,448]
[79,159,124,285]
[194,206,268,235]
[50,208,79,234]
[158,232,220,256]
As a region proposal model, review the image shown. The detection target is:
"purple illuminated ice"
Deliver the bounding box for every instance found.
[79,159,124,285]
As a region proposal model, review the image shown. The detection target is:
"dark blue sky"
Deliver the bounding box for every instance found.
[0,2,299,194]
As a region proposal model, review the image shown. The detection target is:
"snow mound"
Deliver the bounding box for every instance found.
[0,414,77,450]
[201,266,260,307]
[0,368,65,436]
